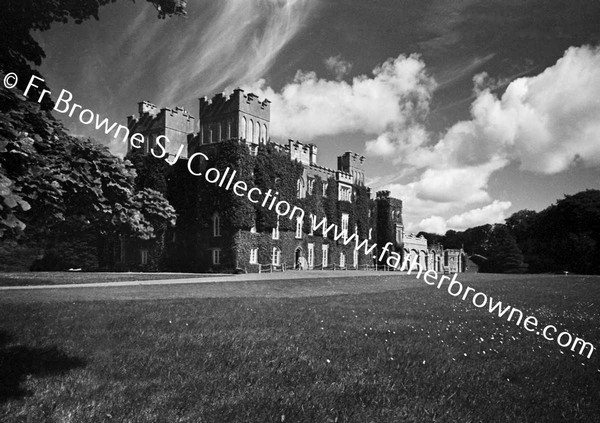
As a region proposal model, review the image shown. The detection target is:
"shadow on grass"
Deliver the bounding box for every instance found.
[0,331,86,402]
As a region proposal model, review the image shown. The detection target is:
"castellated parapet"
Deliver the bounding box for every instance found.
[127,101,195,159]
[338,151,366,186]
[288,139,318,166]
[197,89,271,151]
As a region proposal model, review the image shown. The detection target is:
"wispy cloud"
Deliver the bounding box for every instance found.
[154,0,318,104]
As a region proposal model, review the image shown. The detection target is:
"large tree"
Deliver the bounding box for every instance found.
[0,0,184,267]
[479,224,528,274]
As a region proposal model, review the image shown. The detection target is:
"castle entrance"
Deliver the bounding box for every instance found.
[295,247,305,270]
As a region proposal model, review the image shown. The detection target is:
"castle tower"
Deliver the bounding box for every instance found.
[196,89,271,155]
[375,190,403,247]
[127,101,195,159]
[337,152,365,186]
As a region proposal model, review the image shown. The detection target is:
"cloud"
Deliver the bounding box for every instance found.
[382,157,508,232]
[365,45,600,233]
[246,54,436,140]
[161,0,318,105]
[324,55,353,80]
[395,45,600,173]
[413,200,512,234]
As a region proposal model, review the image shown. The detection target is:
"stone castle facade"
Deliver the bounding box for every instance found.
[121,89,464,273]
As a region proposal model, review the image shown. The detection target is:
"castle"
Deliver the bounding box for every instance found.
[119,89,464,273]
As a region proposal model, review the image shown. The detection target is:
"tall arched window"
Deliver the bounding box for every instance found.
[227,119,231,139]
[254,121,260,144]
[263,124,268,142]
[258,123,263,143]
[248,119,254,143]
[240,116,247,140]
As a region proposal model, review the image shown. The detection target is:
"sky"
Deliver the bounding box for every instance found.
[32,0,600,234]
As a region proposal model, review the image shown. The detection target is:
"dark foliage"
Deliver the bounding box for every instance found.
[478,224,528,273]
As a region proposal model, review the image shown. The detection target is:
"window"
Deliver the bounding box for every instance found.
[338,185,351,202]
[309,213,315,235]
[213,213,221,237]
[272,247,281,266]
[308,178,315,195]
[322,182,328,197]
[368,228,373,240]
[140,249,148,265]
[263,123,268,143]
[212,249,221,265]
[322,244,329,267]
[254,121,260,144]
[272,217,280,240]
[295,217,303,239]
[148,134,155,154]
[240,116,247,140]
[353,248,358,268]
[340,252,346,267]
[248,119,254,142]
[296,178,304,199]
[249,248,258,264]
[341,213,349,235]
[308,243,314,268]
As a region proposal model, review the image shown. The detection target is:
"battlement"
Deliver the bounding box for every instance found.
[338,151,365,186]
[138,100,159,116]
[129,101,194,126]
[127,101,194,159]
[289,139,318,166]
[199,88,270,121]
[336,171,353,184]
[198,88,270,146]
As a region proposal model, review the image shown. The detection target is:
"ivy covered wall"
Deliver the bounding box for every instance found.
[124,139,384,272]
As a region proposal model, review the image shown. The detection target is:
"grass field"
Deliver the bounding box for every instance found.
[1,273,599,422]
[0,272,223,287]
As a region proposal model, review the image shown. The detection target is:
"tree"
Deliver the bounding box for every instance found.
[0,0,185,240]
[479,224,528,274]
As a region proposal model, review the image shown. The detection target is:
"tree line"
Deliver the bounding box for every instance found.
[419,190,600,274]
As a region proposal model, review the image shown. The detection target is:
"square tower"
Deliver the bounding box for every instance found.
[197,89,271,154]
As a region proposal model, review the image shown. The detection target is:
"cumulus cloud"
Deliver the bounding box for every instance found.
[324,55,353,80]
[385,45,600,173]
[413,201,512,234]
[246,54,436,140]
[365,45,600,233]
[382,157,507,232]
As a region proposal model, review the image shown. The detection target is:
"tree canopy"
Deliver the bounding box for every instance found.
[0,0,183,246]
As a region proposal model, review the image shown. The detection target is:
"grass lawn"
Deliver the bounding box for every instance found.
[1,274,599,422]
[0,272,224,287]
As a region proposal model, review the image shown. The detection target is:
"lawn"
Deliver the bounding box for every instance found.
[0,272,223,287]
[1,273,599,422]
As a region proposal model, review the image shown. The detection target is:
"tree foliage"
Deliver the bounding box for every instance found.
[478,224,528,274]
[0,88,175,242]
[0,0,183,259]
